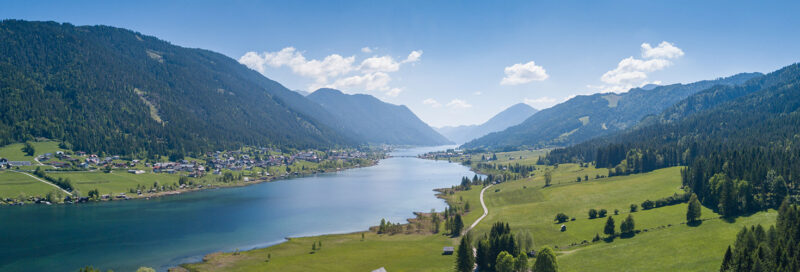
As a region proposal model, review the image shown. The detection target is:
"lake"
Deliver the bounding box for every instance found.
[0,146,474,271]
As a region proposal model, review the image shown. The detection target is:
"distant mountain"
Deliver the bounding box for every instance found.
[293,89,311,96]
[307,88,452,145]
[546,63,800,166]
[461,72,762,150]
[437,103,538,144]
[0,20,354,156]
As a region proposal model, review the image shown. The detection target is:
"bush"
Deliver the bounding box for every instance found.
[641,200,655,210]
[554,213,569,223]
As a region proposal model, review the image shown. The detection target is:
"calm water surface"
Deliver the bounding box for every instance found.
[0,146,472,271]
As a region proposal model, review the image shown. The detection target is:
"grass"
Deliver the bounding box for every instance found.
[558,211,777,272]
[182,232,459,272]
[0,171,56,198]
[470,166,686,247]
[178,150,778,271]
[49,171,182,195]
[0,141,62,162]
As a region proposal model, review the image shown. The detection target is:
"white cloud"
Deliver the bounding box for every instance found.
[238,47,355,85]
[594,41,684,93]
[240,47,423,97]
[423,98,442,108]
[641,41,684,59]
[446,99,472,109]
[359,56,401,73]
[523,97,557,108]
[402,50,423,64]
[327,72,391,92]
[600,57,671,85]
[386,88,402,97]
[500,61,549,85]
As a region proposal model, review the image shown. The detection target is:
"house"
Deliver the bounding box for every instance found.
[443,246,455,255]
[560,225,567,232]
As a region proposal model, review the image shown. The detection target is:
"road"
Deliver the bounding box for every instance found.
[465,184,492,234]
[15,170,73,195]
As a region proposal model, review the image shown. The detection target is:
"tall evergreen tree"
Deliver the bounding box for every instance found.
[455,235,475,272]
[604,216,616,237]
[687,193,702,224]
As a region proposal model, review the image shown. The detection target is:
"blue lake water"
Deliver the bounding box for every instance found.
[0,146,473,271]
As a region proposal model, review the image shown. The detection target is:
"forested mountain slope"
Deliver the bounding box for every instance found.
[462,72,761,150]
[308,88,452,145]
[545,63,800,217]
[0,20,354,157]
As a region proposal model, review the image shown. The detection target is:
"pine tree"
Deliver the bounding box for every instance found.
[455,235,475,272]
[687,193,702,224]
[620,214,635,236]
[604,216,615,237]
[544,170,552,187]
[533,246,558,272]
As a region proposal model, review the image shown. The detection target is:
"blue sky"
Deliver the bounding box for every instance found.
[3,0,800,127]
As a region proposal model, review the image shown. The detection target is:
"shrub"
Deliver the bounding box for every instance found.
[588,209,598,219]
[554,213,569,223]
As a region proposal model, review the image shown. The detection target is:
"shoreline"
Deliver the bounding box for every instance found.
[0,159,380,206]
[174,154,475,271]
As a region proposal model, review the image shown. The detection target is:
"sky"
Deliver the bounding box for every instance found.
[3,0,800,127]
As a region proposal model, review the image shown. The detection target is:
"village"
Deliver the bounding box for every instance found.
[0,142,383,205]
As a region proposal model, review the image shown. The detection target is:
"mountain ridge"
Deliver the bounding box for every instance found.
[461,72,762,150]
[307,88,452,146]
[437,103,537,144]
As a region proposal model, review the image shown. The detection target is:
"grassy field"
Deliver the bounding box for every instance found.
[0,171,57,198]
[178,150,777,271]
[0,141,62,162]
[182,232,458,272]
[471,166,686,247]
[559,211,776,271]
[49,171,184,195]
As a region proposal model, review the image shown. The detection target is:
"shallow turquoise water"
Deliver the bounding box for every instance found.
[0,146,474,271]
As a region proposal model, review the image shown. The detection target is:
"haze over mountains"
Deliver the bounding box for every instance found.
[462,72,762,150]
[0,20,448,156]
[436,103,537,144]
[308,88,452,146]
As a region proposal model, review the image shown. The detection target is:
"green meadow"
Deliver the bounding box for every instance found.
[0,141,62,162]
[0,171,56,198]
[183,150,778,271]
